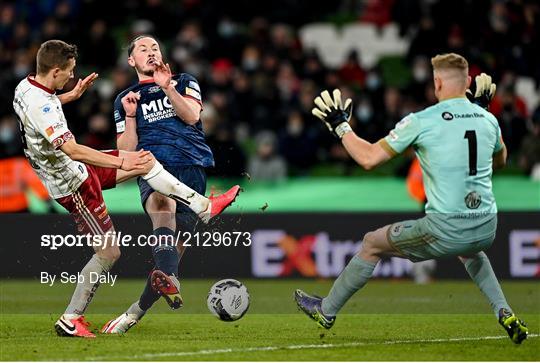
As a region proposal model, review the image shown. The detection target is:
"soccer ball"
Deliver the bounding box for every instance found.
[207,279,250,321]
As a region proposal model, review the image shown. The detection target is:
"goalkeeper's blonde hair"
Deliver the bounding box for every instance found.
[431,53,468,78]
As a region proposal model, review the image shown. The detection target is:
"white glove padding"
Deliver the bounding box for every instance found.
[312,89,353,138]
[474,73,496,99]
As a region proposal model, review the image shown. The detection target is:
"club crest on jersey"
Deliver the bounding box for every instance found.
[53,131,74,147]
[465,191,482,209]
[42,105,52,113]
[390,224,404,237]
[52,137,64,148]
[396,117,411,130]
[148,85,161,94]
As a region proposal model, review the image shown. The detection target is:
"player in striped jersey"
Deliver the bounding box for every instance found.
[13,40,240,338]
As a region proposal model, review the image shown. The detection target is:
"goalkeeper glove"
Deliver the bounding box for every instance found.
[312,89,353,138]
[466,72,496,110]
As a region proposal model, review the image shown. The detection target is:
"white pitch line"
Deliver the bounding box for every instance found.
[89,333,538,361]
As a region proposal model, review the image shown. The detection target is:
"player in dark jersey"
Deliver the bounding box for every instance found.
[102,35,240,334]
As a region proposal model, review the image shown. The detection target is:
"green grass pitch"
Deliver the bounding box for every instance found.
[1,279,538,361]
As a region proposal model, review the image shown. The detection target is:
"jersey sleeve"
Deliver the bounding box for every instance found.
[113,94,126,134]
[379,113,422,156]
[28,102,73,149]
[177,74,202,105]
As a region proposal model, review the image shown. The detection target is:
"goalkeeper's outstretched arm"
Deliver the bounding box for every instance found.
[341,133,392,170]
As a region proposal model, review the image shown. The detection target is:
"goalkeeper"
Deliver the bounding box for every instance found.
[295,53,528,345]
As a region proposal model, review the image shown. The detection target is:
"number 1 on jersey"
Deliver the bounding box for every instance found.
[464,130,477,176]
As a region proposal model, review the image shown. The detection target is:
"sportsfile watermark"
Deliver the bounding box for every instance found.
[40,231,252,250]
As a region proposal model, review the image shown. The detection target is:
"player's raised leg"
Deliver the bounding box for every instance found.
[458,253,528,344]
[295,224,398,329]
[116,150,240,223]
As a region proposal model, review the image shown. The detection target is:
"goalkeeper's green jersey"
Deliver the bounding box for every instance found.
[379,97,504,242]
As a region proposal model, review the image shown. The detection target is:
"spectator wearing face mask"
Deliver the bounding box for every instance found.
[279,111,318,175]
[241,45,261,74]
[379,87,404,138]
[408,56,431,104]
[354,96,378,141]
[248,130,286,181]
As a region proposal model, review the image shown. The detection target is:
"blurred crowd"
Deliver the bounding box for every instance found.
[1,0,539,182]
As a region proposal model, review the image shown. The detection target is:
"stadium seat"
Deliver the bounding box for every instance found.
[299,23,351,69]
[515,76,539,114]
[300,22,409,69]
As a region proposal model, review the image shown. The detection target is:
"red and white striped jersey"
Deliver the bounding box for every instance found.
[13,76,88,199]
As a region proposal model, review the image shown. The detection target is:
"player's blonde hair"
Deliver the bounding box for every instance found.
[431,53,468,78]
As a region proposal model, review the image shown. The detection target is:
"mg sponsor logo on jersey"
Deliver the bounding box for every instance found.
[251,229,412,278]
[141,96,176,123]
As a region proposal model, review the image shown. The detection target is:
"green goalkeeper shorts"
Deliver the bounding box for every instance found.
[386,217,496,262]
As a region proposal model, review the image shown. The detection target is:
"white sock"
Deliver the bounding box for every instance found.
[63,313,81,320]
[143,161,209,215]
[127,301,147,320]
[64,254,114,315]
